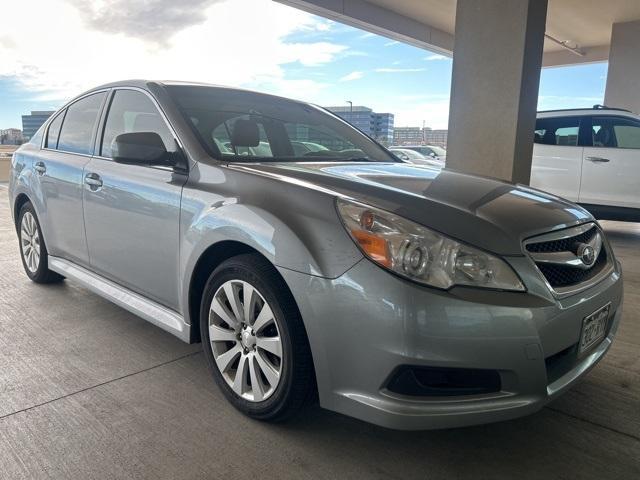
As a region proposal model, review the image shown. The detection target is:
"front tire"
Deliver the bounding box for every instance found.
[17,202,64,284]
[200,253,315,421]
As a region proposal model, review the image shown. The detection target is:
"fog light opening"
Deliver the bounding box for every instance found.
[385,366,502,397]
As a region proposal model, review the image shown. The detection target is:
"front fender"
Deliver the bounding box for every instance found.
[178,183,363,324]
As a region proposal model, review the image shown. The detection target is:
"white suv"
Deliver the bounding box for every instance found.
[531,106,640,221]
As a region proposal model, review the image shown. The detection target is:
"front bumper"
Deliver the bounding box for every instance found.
[279,256,623,430]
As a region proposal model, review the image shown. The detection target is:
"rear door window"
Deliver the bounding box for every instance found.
[534,117,581,146]
[57,92,106,155]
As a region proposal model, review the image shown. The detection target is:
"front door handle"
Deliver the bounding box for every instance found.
[84,172,103,189]
[586,156,610,163]
[34,162,46,174]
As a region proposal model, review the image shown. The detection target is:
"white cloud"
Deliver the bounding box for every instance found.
[537,95,603,110]
[375,67,426,73]
[341,50,369,58]
[425,54,449,61]
[392,99,450,129]
[339,71,363,82]
[68,0,225,44]
[397,93,449,102]
[315,22,333,32]
[384,40,400,47]
[0,0,346,103]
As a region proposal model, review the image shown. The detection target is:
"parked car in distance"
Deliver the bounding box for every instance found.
[403,144,447,163]
[223,140,273,157]
[389,147,444,169]
[9,81,623,430]
[532,105,640,221]
[222,141,329,158]
[291,141,329,156]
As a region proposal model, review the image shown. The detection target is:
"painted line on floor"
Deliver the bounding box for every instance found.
[0,350,203,421]
[545,405,640,442]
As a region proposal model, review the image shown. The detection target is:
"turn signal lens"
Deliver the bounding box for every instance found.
[336,198,525,291]
[352,229,392,267]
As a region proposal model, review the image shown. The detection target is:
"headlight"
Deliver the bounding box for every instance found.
[336,198,525,291]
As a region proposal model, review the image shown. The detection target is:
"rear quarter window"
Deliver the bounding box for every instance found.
[29,124,45,147]
[45,111,65,149]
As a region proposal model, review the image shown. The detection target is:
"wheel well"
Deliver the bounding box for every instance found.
[188,241,264,343]
[13,193,31,231]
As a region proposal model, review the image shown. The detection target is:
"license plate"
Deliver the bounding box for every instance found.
[579,303,610,356]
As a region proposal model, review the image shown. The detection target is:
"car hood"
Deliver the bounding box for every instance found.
[231,162,593,256]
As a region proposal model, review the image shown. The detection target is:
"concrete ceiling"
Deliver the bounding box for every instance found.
[277,0,640,66]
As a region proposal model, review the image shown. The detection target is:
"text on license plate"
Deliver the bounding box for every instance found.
[579,303,610,356]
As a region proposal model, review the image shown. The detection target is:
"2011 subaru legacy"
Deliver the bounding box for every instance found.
[8,80,623,430]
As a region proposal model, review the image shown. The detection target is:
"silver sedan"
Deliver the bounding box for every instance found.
[9,80,622,429]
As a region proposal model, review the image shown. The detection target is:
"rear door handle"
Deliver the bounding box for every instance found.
[34,162,46,174]
[84,172,103,189]
[586,156,610,163]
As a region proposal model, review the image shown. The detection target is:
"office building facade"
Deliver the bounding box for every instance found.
[423,128,448,147]
[22,111,55,140]
[393,126,448,147]
[326,106,394,145]
[393,127,424,145]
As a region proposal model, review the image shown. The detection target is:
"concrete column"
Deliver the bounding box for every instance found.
[446,0,548,185]
[604,21,640,114]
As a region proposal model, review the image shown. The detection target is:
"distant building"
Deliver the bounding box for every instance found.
[22,111,55,140]
[393,127,424,145]
[423,128,448,147]
[0,128,24,145]
[326,106,394,145]
[392,126,448,147]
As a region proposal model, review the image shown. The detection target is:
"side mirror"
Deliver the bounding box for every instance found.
[112,132,174,166]
[429,152,436,158]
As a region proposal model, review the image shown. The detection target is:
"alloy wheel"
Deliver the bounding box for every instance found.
[208,279,283,402]
[20,212,41,273]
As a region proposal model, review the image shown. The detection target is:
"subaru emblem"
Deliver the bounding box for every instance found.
[577,243,597,267]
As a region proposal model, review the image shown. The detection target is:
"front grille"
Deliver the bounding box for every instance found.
[526,226,597,254]
[525,223,612,294]
[537,248,608,288]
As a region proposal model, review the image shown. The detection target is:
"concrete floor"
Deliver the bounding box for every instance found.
[0,184,638,479]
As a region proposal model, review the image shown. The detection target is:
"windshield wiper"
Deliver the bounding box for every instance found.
[223,155,384,163]
[340,157,375,162]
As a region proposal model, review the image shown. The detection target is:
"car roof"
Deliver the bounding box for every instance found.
[90,79,246,91]
[537,105,638,119]
[84,79,314,108]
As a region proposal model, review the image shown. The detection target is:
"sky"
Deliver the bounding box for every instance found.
[0,0,609,131]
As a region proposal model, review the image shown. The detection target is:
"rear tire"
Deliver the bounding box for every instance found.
[17,202,64,284]
[200,253,315,421]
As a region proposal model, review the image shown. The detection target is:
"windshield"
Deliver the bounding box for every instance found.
[167,85,398,163]
[392,149,424,160]
[429,146,446,156]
